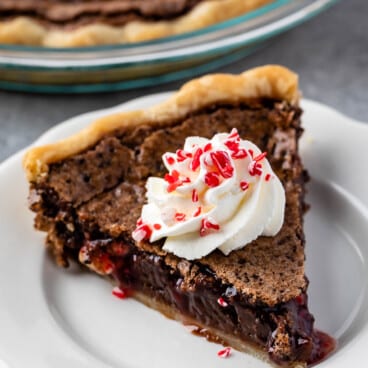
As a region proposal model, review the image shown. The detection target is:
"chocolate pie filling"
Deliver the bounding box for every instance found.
[28,100,335,366]
[0,0,205,29]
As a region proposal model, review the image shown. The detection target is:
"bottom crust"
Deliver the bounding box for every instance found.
[134,291,306,368]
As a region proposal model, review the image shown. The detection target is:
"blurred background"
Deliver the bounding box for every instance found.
[0,0,366,163]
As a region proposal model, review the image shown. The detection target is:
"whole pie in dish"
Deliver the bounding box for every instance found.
[0,0,274,47]
[23,65,335,367]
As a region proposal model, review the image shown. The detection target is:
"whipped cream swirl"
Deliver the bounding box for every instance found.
[132,129,285,260]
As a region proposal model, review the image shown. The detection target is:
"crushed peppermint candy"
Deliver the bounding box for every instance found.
[217,347,232,358]
[248,161,263,176]
[217,297,228,307]
[228,127,240,139]
[248,151,267,176]
[132,224,152,242]
[254,151,267,162]
[165,155,175,165]
[200,217,220,237]
[192,189,199,202]
[133,128,285,260]
[231,148,248,159]
[164,170,183,192]
[210,151,234,178]
[175,213,187,222]
[204,171,220,187]
[176,149,192,162]
[224,139,239,152]
[240,180,249,191]
[190,147,203,171]
[112,286,127,299]
[203,142,212,152]
[193,206,202,217]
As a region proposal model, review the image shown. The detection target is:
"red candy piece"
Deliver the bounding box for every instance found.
[193,207,202,217]
[164,170,180,184]
[200,217,220,237]
[192,189,199,203]
[175,213,186,222]
[228,128,240,140]
[112,286,127,299]
[165,155,175,165]
[203,153,214,167]
[224,139,239,152]
[153,223,162,230]
[190,148,203,171]
[181,177,191,184]
[165,170,183,192]
[132,224,152,242]
[248,161,263,176]
[204,172,220,188]
[254,151,267,162]
[167,183,179,193]
[217,347,232,358]
[217,297,228,307]
[176,149,192,162]
[265,173,271,182]
[204,143,212,152]
[231,148,248,159]
[210,151,234,178]
[240,181,249,191]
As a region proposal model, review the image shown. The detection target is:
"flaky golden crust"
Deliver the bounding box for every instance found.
[23,65,299,182]
[0,0,273,47]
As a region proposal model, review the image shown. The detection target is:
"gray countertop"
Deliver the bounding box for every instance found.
[0,0,366,163]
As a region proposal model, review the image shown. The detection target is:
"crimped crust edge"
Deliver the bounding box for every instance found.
[23,65,299,182]
[0,0,273,47]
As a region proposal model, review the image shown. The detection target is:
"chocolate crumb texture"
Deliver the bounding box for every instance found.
[31,100,306,306]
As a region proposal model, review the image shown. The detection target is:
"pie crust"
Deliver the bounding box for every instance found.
[0,0,274,47]
[23,64,299,180]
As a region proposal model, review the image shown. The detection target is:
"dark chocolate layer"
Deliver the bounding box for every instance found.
[74,238,335,365]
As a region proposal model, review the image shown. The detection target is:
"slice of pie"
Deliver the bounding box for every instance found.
[23,65,335,367]
[0,0,274,47]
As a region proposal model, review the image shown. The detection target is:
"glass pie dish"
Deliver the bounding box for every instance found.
[0,0,339,93]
